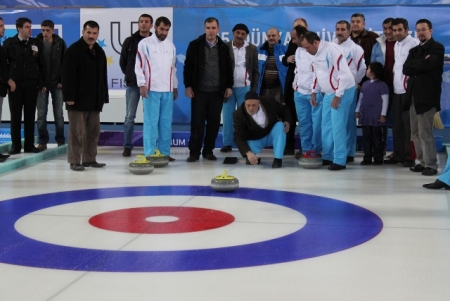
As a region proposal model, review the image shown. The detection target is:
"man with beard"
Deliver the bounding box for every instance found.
[120,14,153,157]
[135,16,177,161]
[404,19,444,176]
[220,23,258,153]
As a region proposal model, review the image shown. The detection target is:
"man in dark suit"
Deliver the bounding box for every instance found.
[0,44,10,162]
[62,20,109,171]
[233,91,291,168]
[403,19,444,177]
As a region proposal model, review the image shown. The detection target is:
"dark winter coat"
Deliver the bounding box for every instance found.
[36,33,67,87]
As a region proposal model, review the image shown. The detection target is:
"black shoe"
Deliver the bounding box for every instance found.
[422,167,437,176]
[82,161,106,168]
[37,143,47,151]
[0,153,10,162]
[186,156,199,162]
[423,179,450,190]
[24,146,41,153]
[346,156,354,163]
[410,164,425,172]
[322,159,332,166]
[246,157,261,165]
[402,160,415,168]
[203,153,217,161]
[360,160,372,165]
[220,146,232,153]
[384,158,399,164]
[294,150,303,159]
[168,156,176,162]
[70,164,85,171]
[328,163,346,171]
[122,148,131,157]
[8,148,21,155]
[272,158,282,168]
[372,160,383,165]
[57,142,66,147]
[284,148,295,156]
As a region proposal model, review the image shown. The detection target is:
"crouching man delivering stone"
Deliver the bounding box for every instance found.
[233,91,291,168]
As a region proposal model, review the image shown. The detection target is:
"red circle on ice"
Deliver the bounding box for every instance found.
[89,207,235,234]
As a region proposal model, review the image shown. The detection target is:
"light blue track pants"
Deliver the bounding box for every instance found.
[294,91,323,153]
[247,121,286,159]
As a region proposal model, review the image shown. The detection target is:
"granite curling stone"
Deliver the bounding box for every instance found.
[129,155,154,175]
[298,150,322,169]
[146,149,169,168]
[211,170,239,192]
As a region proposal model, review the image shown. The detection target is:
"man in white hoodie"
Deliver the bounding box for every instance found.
[135,16,178,160]
[301,31,356,171]
[384,18,419,167]
[334,20,365,163]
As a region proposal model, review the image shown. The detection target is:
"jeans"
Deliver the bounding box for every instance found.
[123,86,141,150]
[36,85,65,144]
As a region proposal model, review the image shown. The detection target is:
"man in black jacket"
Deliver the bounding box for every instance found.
[183,17,233,162]
[3,17,46,154]
[119,14,153,157]
[0,44,10,162]
[282,17,308,158]
[403,19,444,176]
[233,91,291,168]
[62,20,109,171]
[35,19,67,151]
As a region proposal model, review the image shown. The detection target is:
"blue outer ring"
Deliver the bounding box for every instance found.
[0,186,383,272]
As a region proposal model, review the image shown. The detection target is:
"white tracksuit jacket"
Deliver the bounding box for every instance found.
[135,34,178,92]
[334,38,366,85]
[393,35,419,94]
[292,47,314,95]
[311,40,355,97]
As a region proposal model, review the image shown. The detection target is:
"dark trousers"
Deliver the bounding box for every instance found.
[189,91,223,157]
[362,126,383,162]
[8,82,39,150]
[284,85,298,151]
[392,93,411,162]
[67,110,100,164]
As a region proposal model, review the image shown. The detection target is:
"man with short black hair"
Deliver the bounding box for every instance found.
[120,14,153,157]
[404,19,444,176]
[35,19,67,151]
[350,13,379,68]
[220,23,258,153]
[135,16,177,162]
[62,20,109,171]
[183,17,233,162]
[233,91,291,168]
[384,18,419,167]
[3,17,47,154]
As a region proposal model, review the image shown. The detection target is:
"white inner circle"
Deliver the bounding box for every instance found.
[15,195,307,251]
[145,216,179,223]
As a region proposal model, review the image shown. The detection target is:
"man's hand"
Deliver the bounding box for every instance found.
[224,88,232,98]
[139,86,148,99]
[246,151,259,165]
[287,55,295,64]
[283,121,290,133]
[331,95,341,109]
[310,93,317,106]
[379,115,386,123]
[66,101,75,105]
[185,87,194,98]
[57,83,62,88]
[173,88,178,100]
[41,87,47,93]
[355,112,360,118]
[8,79,16,92]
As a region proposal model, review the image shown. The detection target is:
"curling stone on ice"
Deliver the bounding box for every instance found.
[146,149,169,168]
[298,150,322,169]
[211,170,239,192]
[129,155,154,175]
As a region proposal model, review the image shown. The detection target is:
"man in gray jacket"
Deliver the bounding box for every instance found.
[221,23,259,153]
